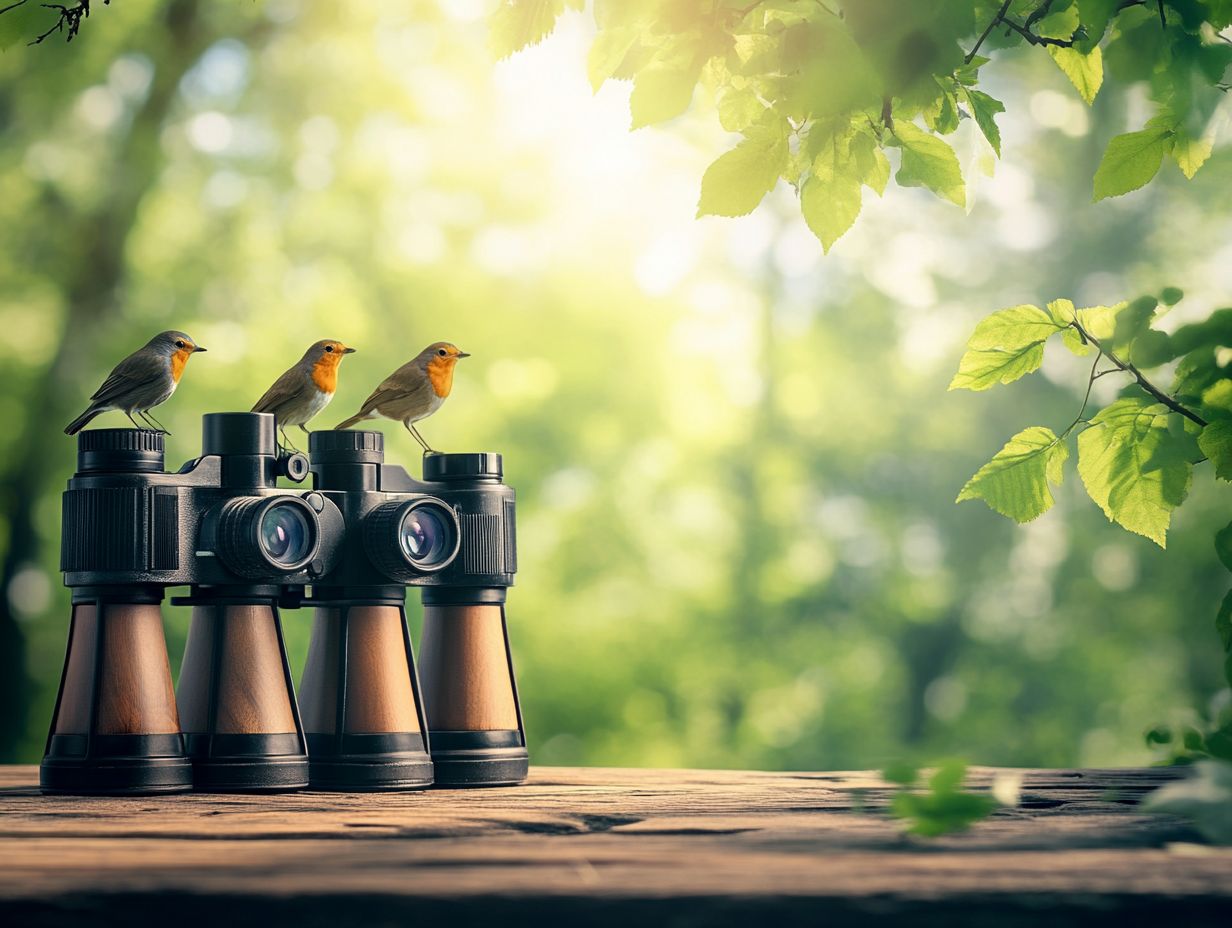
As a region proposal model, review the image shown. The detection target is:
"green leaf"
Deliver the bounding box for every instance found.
[1110,295,1159,349]
[1093,128,1172,202]
[1199,420,1232,480]
[587,24,641,91]
[490,0,579,60]
[631,67,699,128]
[697,131,788,218]
[1143,760,1232,845]
[1049,299,1124,356]
[925,87,960,135]
[1172,349,1221,400]
[1219,590,1232,649]
[716,83,766,132]
[1160,286,1184,306]
[891,790,998,837]
[928,758,968,794]
[887,758,997,837]
[1076,0,1119,50]
[1207,380,1232,409]
[800,171,861,253]
[949,304,1064,391]
[630,37,706,129]
[892,122,965,208]
[1172,127,1215,180]
[1145,725,1174,746]
[970,304,1069,350]
[1077,398,1193,547]
[1048,46,1103,105]
[1218,526,1232,573]
[957,426,1068,523]
[1037,5,1080,39]
[850,130,890,195]
[962,88,1005,158]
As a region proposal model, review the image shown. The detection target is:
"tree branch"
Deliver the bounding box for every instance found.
[1001,17,1074,49]
[966,0,1013,63]
[0,0,109,46]
[1069,319,1209,428]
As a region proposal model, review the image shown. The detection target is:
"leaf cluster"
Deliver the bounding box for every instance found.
[882,759,1000,837]
[953,289,1232,732]
[489,0,1232,251]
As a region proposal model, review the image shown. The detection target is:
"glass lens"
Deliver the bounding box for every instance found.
[400,506,450,565]
[259,502,312,566]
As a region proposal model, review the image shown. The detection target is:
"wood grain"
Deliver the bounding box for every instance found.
[418,604,518,731]
[0,765,1226,926]
[53,603,180,736]
[177,605,296,734]
[299,606,419,734]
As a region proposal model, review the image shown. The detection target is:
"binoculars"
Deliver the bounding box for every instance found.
[41,413,527,794]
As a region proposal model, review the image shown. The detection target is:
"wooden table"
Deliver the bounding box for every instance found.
[0,765,1228,925]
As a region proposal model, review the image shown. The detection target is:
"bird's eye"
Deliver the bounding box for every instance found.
[437,348,447,357]
[175,340,185,348]
[325,345,334,352]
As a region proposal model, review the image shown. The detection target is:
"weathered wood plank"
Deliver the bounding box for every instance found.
[0,764,1226,927]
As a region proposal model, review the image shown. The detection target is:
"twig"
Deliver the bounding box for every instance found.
[1001,17,1074,49]
[25,0,102,46]
[1069,319,1209,427]
[966,0,1013,63]
[1024,0,1056,30]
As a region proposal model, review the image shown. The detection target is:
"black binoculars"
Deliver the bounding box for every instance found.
[41,412,527,794]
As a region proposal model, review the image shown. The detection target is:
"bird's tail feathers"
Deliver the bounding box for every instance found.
[334,412,370,431]
[64,405,103,436]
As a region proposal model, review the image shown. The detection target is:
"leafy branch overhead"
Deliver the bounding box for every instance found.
[948,290,1230,546]
[952,289,1232,702]
[491,0,1232,252]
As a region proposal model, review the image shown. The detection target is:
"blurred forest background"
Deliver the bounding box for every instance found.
[1,0,1230,769]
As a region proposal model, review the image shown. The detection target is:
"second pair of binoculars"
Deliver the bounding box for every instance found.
[41,412,527,794]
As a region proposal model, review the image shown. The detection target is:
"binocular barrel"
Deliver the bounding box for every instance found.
[42,413,527,794]
[302,431,527,788]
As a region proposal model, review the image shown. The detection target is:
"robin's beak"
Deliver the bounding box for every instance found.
[192,346,207,353]
[456,351,471,358]
[343,347,356,354]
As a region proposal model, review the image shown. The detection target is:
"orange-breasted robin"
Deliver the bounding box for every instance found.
[64,330,207,436]
[251,339,356,451]
[334,341,470,453]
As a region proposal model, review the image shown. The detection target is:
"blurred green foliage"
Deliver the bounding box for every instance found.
[0,0,1230,773]
[883,759,1000,836]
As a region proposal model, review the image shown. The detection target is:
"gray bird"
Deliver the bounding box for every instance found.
[64,330,206,435]
[251,339,356,452]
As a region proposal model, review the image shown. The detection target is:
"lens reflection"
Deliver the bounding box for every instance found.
[260,503,313,566]
[399,506,450,566]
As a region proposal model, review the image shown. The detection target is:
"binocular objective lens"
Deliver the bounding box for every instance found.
[399,505,452,567]
[259,502,313,567]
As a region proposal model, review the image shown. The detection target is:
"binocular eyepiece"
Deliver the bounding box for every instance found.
[42,412,527,795]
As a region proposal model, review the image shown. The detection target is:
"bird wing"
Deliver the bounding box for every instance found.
[358,362,433,417]
[251,366,304,414]
[89,350,168,406]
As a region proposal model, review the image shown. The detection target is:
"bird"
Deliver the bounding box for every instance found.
[251,339,356,452]
[64,330,207,436]
[334,341,470,453]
